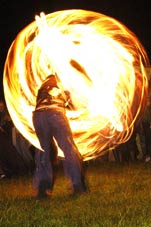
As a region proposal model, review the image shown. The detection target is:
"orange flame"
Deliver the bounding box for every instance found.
[3,10,149,160]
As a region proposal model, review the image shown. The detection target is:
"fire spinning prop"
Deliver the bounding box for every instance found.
[3,9,150,160]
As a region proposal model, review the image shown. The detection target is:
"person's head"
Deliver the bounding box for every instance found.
[44,74,58,87]
[0,100,5,112]
[45,74,55,80]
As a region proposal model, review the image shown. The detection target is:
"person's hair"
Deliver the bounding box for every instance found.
[40,74,58,89]
[45,74,55,80]
[0,99,5,105]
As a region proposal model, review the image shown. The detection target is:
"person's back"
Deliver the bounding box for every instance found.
[35,75,66,110]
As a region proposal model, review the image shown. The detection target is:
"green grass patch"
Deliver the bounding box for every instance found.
[0,161,151,227]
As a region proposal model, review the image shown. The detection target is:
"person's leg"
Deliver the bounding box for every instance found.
[113,148,121,162]
[143,123,151,162]
[33,149,53,188]
[32,111,54,198]
[48,110,87,194]
[49,139,58,169]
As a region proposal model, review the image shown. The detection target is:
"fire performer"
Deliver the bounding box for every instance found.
[32,74,87,199]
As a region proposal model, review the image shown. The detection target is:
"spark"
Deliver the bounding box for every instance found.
[3,10,149,160]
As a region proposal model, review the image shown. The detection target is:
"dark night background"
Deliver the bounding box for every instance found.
[0,0,150,99]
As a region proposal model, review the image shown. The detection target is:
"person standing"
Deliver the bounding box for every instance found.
[0,99,28,177]
[0,99,12,136]
[140,96,151,162]
[32,74,87,199]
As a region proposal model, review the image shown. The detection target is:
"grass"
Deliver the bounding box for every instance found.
[0,160,151,227]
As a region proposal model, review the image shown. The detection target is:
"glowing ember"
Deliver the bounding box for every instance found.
[3,9,149,160]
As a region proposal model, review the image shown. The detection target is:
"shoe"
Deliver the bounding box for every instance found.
[46,189,53,196]
[36,192,47,200]
[145,156,151,162]
[72,178,88,196]
[36,180,50,200]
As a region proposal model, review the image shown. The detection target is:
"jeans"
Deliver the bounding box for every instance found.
[32,108,83,189]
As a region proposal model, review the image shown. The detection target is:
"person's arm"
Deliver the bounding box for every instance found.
[64,90,77,110]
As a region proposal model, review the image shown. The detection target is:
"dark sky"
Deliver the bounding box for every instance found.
[0,0,150,98]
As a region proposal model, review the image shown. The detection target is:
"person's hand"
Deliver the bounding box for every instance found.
[0,127,5,133]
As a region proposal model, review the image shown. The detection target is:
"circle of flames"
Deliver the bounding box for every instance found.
[3,9,149,160]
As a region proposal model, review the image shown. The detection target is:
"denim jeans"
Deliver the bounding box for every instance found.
[32,108,83,189]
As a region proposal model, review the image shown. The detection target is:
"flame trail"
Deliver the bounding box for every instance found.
[3,9,150,160]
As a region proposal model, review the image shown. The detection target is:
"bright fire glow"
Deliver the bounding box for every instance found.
[3,9,149,160]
